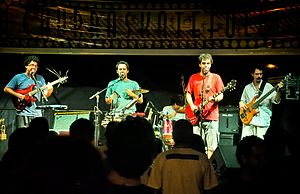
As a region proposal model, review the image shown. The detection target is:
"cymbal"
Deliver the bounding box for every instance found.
[132,89,149,94]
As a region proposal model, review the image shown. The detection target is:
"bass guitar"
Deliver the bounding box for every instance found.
[186,79,237,125]
[239,75,287,125]
[12,76,68,111]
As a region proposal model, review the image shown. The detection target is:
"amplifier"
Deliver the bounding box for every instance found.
[52,111,92,133]
[219,105,240,134]
[219,133,239,146]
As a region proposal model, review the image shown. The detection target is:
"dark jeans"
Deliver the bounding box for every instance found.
[15,115,35,129]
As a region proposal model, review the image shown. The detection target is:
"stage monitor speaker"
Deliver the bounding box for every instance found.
[219,105,240,134]
[219,133,238,146]
[52,111,91,133]
[210,145,239,175]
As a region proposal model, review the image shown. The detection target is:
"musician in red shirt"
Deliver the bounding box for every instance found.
[185,53,224,158]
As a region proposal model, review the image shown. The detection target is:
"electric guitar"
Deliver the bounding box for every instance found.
[186,79,237,125]
[12,76,68,111]
[239,75,287,125]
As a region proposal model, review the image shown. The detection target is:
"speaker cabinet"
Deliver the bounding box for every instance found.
[219,105,240,134]
[210,145,239,175]
[219,133,239,146]
[52,111,91,134]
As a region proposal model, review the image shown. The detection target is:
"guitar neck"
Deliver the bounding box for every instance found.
[28,79,61,97]
[28,85,47,97]
[199,80,235,108]
[202,88,225,106]
[253,85,277,108]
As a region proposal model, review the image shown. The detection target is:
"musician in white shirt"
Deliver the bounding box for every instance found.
[239,64,283,139]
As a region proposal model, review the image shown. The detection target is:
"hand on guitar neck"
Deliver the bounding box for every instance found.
[11,76,68,111]
[186,79,237,125]
[239,78,286,125]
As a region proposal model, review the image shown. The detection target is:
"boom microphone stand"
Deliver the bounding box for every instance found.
[198,73,208,154]
[89,78,122,145]
[89,87,107,146]
[31,73,48,116]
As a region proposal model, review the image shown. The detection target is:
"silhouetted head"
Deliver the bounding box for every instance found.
[106,116,155,178]
[69,118,95,143]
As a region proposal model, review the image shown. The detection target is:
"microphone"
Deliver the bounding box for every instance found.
[30,69,38,83]
[30,69,35,77]
[203,67,209,75]
[119,72,125,80]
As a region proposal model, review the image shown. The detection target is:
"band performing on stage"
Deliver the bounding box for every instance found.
[2,54,295,157]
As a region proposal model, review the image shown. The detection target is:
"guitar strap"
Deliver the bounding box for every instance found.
[258,80,267,97]
[202,74,215,118]
[204,73,214,97]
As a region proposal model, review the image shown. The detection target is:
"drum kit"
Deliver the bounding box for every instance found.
[93,88,178,150]
[100,88,150,128]
[144,101,177,150]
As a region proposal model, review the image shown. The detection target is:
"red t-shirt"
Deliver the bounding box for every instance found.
[185,72,224,120]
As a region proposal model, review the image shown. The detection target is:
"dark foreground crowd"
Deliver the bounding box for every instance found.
[0,115,298,194]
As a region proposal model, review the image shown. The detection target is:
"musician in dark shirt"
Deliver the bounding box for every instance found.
[4,55,53,129]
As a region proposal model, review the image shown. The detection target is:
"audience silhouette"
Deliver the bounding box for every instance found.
[213,135,270,194]
[1,105,298,194]
[13,135,107,194]
[146,119,218,194]
[106,116,156,194]
[69,118,95,144]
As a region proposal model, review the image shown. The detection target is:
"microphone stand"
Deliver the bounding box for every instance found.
[89,78,122,100]
[32,74,47,116]
[89,78,122,146]
[93,94,102,145]
[199,73,208,153]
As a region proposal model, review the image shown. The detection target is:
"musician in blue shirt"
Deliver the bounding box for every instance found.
[105,61,143,116]
[4,55,53,129]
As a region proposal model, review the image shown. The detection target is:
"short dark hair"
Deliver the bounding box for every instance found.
[236,135,266,166]
[69,118,95,143]
[251,64,264,73]
[23,55,40,66]
[172,119,194,145]
[170,94,185,107]
[106,116,155,178]
[115,60,129,70]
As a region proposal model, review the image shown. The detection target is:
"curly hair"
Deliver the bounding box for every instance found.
[23,55,40,66]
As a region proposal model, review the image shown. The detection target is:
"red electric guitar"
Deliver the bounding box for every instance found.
[12,76,68,111]
[186,79,236,125]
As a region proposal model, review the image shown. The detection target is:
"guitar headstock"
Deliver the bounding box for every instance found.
[56,76,68,88]
[225,79,237,91]
[58,76,68,84]
[283,73,293,84]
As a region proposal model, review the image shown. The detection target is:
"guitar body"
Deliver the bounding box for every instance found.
[185,98,202,125]
[185,79,237,125]
[11,76,68,111]
[239,74,289,125]
[13,84,37,111]
[239,95,259,125]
